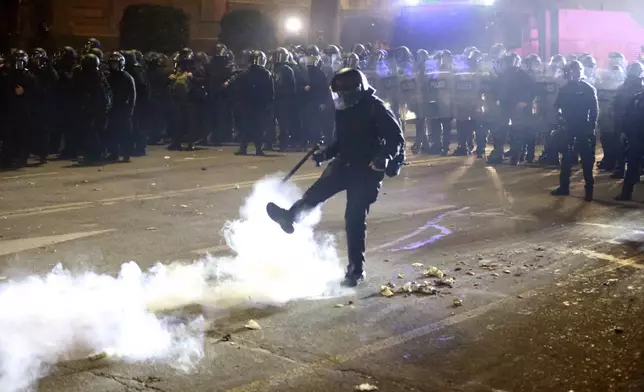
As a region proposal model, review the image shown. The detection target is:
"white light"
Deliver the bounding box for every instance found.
[284,17,302,34]
[404,0,421,5]
[481,0,495,5]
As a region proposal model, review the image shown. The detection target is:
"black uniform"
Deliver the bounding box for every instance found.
[235,64,274,155]
[610,78,644,177]
[552,79,598,200]
[208,57,236,145]
[124,52,150,155]
[31,63,58,162]
[270,69,405,287]
[106,70,136,161]
[272,62,297,149]
[0,67,37,167]
[615,91,644,200]
[491,66,538,164]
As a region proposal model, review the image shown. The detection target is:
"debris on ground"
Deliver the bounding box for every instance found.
[146,227,157,231]
[503,270,512,274]
[562,301,571,307]
[380,286,395,297]
[87,348,116,361]
[614,327,624,334]
[180,204,188,208]
[354,383,378,391]
[435,276,455,288]
[234,184,240,190]
[164,156,170,159]
[424,266,445,279]
[334,304,345,308]
[244,320,261,330]
[220,333,232,342]
[411,263,424,268]
[466,271,476,276]
[453,298,463,307]
[603,278,618,286]
[479,260,499,270]
[397,273,404,279]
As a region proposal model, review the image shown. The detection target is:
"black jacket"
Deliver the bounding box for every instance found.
[107,70,136,115]
[325,89,405,168]
[273,62,296,101]
[237,65,274,107]
[497,68,538,115]
[555,79,598,128]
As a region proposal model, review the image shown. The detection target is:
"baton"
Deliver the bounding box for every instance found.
[282,142,323,183]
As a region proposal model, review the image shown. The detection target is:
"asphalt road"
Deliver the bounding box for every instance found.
[1,142,644,392]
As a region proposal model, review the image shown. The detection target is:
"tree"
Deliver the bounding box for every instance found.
[119,4,189,53]
[219,10,277,54]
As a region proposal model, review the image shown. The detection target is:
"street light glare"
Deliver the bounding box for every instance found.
[284,17,302,34]
[481,0,495,5]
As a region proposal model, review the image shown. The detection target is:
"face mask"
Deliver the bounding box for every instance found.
[109,62,120,72]
[331,90,363,110]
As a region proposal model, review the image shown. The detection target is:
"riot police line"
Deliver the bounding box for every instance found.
[1,39,644,200]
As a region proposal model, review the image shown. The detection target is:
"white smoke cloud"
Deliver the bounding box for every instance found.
[0,174,347,392]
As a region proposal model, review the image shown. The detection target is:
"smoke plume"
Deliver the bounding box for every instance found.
[0,175,346,391]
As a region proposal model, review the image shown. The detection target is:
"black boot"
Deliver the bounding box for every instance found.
[584,186,593,202]
[551,187,570,196]
[341,266,366,287]
[234,145,248,156]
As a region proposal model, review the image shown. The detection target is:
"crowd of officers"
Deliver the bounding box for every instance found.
[0,38,643,201]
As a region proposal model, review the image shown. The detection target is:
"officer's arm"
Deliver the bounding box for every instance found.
[286,67,296,95]
[267,70,275,102]
[587,84,599,125]
[128,74,137,114]
[373,99,405,163]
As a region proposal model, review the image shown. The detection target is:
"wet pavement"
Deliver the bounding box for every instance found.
[1,142,644,392]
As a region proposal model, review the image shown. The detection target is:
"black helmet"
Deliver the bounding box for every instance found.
[608,52,627,69]
[627,61,644,79]
[467,49,483,69]
[275,47,290,64]
[108,51,126,72]
[133,50,143,64]
[214,43,228,58]
[31,48,48,68]
[80,53,100,72]
[523,53,542,73]
[343,52,360,69]
[565,60,584,82]
[89,47,103,62]
[352,43,366,57]
[196,51,210,64]
[306,44,321,56]
[578,54,596,69]
[549,54,566,69]
[394,46,413,63]
[250,50,267,67]
[463,46,478,58]
[54,46,78,68]
[330,68,371,110]
[83,38,101,54]
[122,50,137,68]
[11,49,28,70]
[489,43,507,60]
[179,47,195,61]
[324,45,341,57]
[502,52,522,69]
[416,49,430,63]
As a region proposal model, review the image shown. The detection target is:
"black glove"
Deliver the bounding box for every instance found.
[312,150,328,166]
[370,157,389,171]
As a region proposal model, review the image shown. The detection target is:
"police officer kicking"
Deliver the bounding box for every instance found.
[551,60,599,201]
[266,68,405,287]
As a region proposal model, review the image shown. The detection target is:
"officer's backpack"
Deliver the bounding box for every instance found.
[170,72,191,99]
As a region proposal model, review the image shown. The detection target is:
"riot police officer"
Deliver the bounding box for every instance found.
[209,43,236,145]
[411,49,431,154]
[597,63,628,173]
[75,53,113,163]
[82,38,101,55]
[615,62,644,201]
[0,50,37,168]
[272,47,297,150]
[123,50,150,154]
[343,52,360,70]
[613,62,644,201]
[551,60,598,201]
[106,51,136,162]
[322,45,342,80]
[521,53,543,163]
[488,52,538,165]
[301,45,333,144]
[234,50,274,156]
[167,48,197,151]
[453,49,482,156]
[538,54,567,165]
[266,68,405,287]
[30,48,58,163]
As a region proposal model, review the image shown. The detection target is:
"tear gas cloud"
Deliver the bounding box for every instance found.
[0,175,346,392]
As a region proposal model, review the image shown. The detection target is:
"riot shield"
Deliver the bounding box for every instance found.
[476,71,499,126]
[424,70,454,120]
[399,66,423,118]
[453,71,479,121]
[595,69,623,136]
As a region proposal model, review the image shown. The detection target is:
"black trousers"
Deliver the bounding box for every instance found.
[456,119,475,150]
[107,110,133,158]
[429,118,452,152]
[620,137,643,197]
[559,125,595,190]
[599,131,619,170]
[275,100,297,147]
[290,161,384,275]
[169,101,196,145]
[475,123,489,153]
[238,106,267,150]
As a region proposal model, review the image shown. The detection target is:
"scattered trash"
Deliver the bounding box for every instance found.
[435,277,455,288]
[466,271,476,276]
[354,383,378,391]
[614,327,624,334]
[411,263,424,268]
[28,182,35,186]
[164,156,170,159]
[479,261,499,270]
[334,304,345,308]
[150,183,156,186]
[627,286,634,290]
[603,278,618,286]
[201,167,207,171]
[453,298,463,307]
[87,348,116,361]
[380,286,395,297]
[503,270,512,274]
[397,273,404,279]
[146,227,157,231]
[244,320,261,330]
[221,333,232,342]
[180,204,188,208]
[562,301,571,307]
[234,184,240,190]
[535,246,546,251]
[384,259,390,263]
[93,188,101,191]
[424,266,445,279]
[348,301,354,305]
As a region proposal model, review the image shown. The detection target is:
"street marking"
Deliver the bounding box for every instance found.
[571,249,644,270]
[0,230,115,257]
[445,156,475,187]
[484,166,514,204]
[222,248,644,392]
[0,171,60,180]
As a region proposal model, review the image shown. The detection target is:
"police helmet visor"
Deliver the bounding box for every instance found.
[14,59,26,70]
